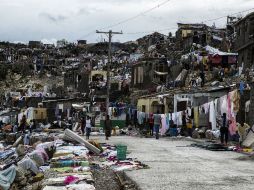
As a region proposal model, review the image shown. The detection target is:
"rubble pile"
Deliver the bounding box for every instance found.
[0,128,147,190]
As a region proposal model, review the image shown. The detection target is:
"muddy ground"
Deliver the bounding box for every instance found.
[92,169,139,190]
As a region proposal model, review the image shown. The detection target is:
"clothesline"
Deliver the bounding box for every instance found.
[137,89,240,136]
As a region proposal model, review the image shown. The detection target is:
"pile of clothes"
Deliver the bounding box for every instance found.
[90,143,149,171]
[0,140,55,190]
[0,136,96,190]
[41,141,95,190]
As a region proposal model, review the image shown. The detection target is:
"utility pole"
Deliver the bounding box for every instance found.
[96,30,123,115]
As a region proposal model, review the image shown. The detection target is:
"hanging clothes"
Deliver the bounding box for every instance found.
[203,103,209,114]
[166,113,170,128]
[220,95,227,116]
[239,81,244,95]
[194,107,199,128]
[209,101,216,130]
[227,94,232,119]
[214,98,218,120]
[177,112,183,126]
[160,114,167,135]
[231,90,240,113]
[216,98,221,117]
[137,112,145,125]
[172,113,177,124]
[229,114,237,136]
[108,107,113,117]
[187,107,192,117]
[245,100,250,113]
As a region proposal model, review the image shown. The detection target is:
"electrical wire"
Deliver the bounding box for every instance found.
[123,7,254,36]
[201,7,254,23]
[79,0,172,39]
[98,0,172,30]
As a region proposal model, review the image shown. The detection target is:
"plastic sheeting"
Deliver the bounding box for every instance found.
[0,165,16,190]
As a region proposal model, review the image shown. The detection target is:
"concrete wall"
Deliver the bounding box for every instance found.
[137,97,169,114]
[235,13,254,68]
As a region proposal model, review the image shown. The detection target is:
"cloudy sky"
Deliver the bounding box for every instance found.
[0,0,253,44]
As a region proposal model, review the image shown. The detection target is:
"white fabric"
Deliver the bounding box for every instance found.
[187,107,192,117]
[172,113,177,124]
[66,184,95,190]
[220,95,227,116]
[160,114,167,135]
[177,112,182,126]
[246,100,250,113]
[209,101,216,130]
[86,119,91,128]
[18,156,39,174]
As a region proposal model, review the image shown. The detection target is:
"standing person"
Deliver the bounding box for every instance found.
[85,116,92,140]
[220,113,229,146]
[67,117,73,130]
[149,113,154,136]
[181,112,187,136]
[29,120,35,133]
[153,110,161,140]
[19,115,28,133]
[186,119,193,137]
[200,72,205,87]
[104,115,112,140]
[80,117,86,136]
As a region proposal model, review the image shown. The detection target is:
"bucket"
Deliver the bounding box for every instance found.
[116,145,127,160]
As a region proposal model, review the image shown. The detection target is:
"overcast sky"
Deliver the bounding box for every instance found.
[0,0,253,44]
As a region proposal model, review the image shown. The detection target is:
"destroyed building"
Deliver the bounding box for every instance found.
[176,23,227,52]
[234,12,254,69]
[28,41,43,49]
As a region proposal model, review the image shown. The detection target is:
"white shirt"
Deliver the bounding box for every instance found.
[86,119,91,128]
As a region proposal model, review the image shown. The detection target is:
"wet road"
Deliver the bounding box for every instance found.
[94,136,254,190]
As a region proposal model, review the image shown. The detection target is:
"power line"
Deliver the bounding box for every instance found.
[123,7,254,36]
[79,0,172,39]
[98,0,172,30]
[201,7,254,23]
[125,27,178,35]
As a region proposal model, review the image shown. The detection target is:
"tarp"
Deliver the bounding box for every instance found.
[64,129,101,155]
[154,70,168,76]
[205,45,238,56]
[0,165,16,190]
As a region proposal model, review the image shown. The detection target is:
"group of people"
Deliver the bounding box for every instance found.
[6,109,250,146]
[144,110,249,146]
[80,115,112,140]
[2,113,113,142]
[143,111,190,140]
[189,72,205,88]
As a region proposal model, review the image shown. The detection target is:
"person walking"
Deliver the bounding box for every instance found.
[153,110,161,140]
[149,113,154,136]
[67,117,73,130]
[220,113,229,146]
[104,115,112,140]
[85,116,92,140]
[80,117,86,136]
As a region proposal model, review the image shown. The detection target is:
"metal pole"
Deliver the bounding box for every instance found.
[96,30,123,115]
[107,30,112,115]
